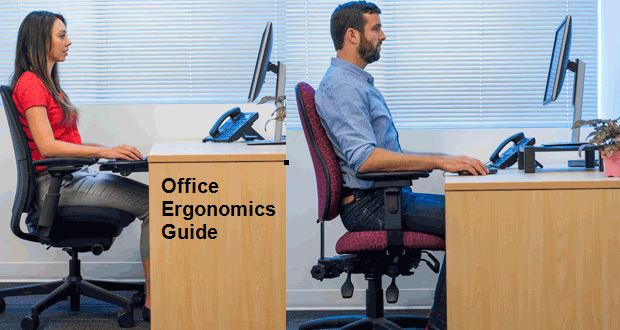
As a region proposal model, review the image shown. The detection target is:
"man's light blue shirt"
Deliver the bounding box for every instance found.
[315,57,401,190]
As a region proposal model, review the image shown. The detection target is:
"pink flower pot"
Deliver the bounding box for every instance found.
[603,152,620,177]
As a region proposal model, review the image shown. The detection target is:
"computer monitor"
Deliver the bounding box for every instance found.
[248,22,273,103]
[542,15,586,144]
[247,21,286,145]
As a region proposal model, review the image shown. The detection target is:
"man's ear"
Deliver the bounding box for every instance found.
[344,28,360,46]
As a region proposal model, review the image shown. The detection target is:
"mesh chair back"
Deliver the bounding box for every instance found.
[295,82,342,221]
[1,85,39,242]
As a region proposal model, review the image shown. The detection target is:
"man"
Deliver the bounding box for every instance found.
[315,2,489,329]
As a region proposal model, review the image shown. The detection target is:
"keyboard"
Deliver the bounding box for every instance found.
[99,157,148,176]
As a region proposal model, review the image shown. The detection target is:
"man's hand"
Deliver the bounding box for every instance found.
[436,155,488,175]
[98,145,143,161]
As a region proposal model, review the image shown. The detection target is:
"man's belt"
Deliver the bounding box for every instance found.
[340,187,376,206]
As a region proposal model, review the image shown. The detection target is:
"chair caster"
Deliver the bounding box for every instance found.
[0,297,5,313]
[131,292,146,307]
[386,277,399,303]
[117,311,135,328]
[21,315,39,330]
[311,264,326,280]
[341,272,354,298]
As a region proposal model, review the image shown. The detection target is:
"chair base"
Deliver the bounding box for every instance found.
[0,250,144,330]
[300,274,429,330]
[299,315,428,329]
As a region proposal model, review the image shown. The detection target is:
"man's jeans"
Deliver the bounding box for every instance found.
[340,187,447,330]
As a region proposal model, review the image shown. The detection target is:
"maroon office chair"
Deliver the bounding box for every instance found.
[295,82,446,329]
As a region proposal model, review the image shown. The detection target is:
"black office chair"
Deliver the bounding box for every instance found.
[296,82,446,329]
[0,85,145,329]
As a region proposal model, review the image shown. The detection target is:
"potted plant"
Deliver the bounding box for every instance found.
[573,117,620,177]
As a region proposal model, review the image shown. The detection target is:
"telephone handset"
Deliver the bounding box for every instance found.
[203,107,264,143]
[489,132,536,169]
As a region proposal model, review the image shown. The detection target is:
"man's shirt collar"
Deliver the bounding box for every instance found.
[331,57,375,85]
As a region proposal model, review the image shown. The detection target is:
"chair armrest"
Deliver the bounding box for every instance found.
[34,157,97,168]
[356,171,431,254]
[356,171,430,181]
[356,171,430,189]
[34,158,96,240]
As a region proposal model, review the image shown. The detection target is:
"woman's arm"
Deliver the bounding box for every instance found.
[82,142,106,148]
[25,106,143,160]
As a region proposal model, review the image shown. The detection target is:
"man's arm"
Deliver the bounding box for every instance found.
[359,147,489,175]
[403,150,449,157]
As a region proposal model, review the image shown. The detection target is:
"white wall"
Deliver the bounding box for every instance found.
[600,0,620,119]
[1,0,618,310]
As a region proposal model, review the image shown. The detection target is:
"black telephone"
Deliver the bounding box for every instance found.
[489,132,536,169]
[203,107,264,143]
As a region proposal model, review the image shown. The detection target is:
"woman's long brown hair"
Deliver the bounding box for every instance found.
[11,11,78,125]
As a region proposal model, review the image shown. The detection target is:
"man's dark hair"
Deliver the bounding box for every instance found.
[330,1,381,50]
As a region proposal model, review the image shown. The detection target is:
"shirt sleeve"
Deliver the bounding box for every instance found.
[316,81,377,173]
[14,73,49,115]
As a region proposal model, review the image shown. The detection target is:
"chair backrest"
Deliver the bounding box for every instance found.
[1,85,39,242]
[295,82,342,221]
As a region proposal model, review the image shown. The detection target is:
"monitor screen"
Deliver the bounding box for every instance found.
[248,22,273,102]
[543,15,572,105]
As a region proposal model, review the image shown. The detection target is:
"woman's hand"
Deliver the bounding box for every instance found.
[98,145,143,160]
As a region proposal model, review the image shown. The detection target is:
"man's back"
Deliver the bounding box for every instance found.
[315,57,401,189]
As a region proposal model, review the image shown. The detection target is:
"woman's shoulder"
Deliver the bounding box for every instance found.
[15,71,44,88]
[14,71,48,96]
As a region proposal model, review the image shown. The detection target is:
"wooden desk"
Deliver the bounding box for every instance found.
[445,167,620,330]
[148,141,286,329]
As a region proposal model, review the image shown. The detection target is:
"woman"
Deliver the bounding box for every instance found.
[11,11,151,321]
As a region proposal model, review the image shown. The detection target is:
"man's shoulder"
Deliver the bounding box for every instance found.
[317,67,366,98]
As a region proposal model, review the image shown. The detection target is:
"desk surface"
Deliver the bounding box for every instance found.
[445,166,620,191]
[149,140,285,163]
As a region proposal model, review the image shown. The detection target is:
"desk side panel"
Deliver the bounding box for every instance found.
[149,161,286,329]
[446,189,620,330]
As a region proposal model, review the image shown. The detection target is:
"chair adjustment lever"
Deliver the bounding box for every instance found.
[421,251,440,273]
[386,277,399,303]
[341,272,354,298]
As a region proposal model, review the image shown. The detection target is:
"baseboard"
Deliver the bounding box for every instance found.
[286,288,435,309]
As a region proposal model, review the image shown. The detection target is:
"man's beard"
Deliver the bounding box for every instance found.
[358,34,381,64]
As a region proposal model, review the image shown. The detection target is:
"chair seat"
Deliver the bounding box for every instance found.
[335,231,445,254]
[56,206,136,226]
[25,206,136,250]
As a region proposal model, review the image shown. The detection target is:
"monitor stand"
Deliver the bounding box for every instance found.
[246,135,286,145]
[568,159,598,167]
[248,61,287,146]
[543,59,588,166]
[541,142,587,147]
